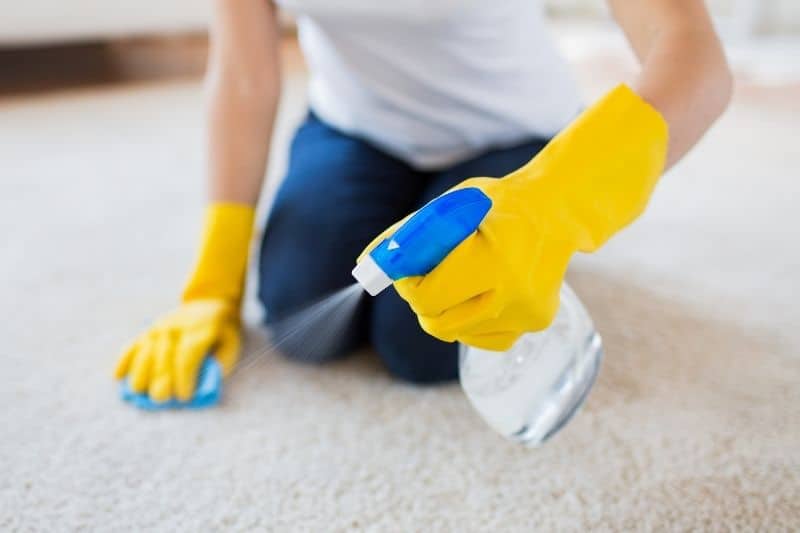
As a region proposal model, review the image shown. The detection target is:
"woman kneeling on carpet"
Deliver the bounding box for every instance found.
[114,0,731,403]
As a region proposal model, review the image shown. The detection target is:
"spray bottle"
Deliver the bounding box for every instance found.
[352,187,603,446]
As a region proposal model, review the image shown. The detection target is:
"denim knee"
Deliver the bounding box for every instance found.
[370,289,459,384]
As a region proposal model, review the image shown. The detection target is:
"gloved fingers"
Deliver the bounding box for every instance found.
[151,332,174,378]
[148,374,173,404]
[128,338,156,393]
[148,333,175,402]
[113,340,138,379]
[214,324,241,376]
[395,233,496,317]
[417,290,502,342]
[459,330,521,352]
[174,330,215,401]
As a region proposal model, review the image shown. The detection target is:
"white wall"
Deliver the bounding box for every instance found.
[546,0,800,35]
[0,0,212,46]
[764,0,800,32]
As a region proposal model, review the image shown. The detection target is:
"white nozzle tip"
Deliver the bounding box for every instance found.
[352,256,392,296]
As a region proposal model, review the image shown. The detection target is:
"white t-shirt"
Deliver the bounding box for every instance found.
[276,0,582,169]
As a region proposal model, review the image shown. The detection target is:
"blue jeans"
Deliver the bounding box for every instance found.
[258,113,548,384]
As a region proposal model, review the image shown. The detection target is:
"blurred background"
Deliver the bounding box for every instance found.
[1,0,799,94]
[2,2,798,531]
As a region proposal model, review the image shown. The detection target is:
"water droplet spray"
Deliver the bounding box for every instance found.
[244,187,603,446]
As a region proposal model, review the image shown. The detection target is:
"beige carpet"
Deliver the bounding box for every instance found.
[2,62,799,531]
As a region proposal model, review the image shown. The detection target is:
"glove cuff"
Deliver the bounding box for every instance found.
[181,203,256,306]
[510,84,669,251]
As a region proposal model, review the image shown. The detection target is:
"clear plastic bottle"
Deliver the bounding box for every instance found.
[458,283,603,447]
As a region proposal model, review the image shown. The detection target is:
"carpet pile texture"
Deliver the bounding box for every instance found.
[1,66,798,531]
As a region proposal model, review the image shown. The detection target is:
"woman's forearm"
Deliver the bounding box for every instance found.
[205,0,282,206]
[610,0,733,168]
[634,28,733,168]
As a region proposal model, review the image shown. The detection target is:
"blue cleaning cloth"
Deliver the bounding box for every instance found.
[119,356,223,410]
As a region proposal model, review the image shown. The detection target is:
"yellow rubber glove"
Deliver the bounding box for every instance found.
[114,203,255,401]
[362,85,668,351]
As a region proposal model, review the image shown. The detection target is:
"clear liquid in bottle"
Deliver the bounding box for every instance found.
[458,284,603,447]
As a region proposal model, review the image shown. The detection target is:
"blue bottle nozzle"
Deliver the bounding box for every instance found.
[352,187,492,295]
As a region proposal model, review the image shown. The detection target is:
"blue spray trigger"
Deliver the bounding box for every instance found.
[370,187,492,281]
